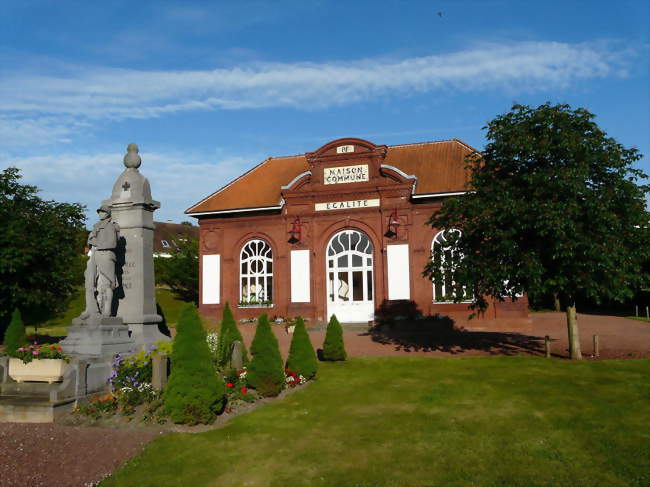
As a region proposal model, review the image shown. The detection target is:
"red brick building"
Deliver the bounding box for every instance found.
[186,138,530,329]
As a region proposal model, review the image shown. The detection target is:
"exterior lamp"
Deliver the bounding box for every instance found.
[384,209,400,238]
[288,216,303,244]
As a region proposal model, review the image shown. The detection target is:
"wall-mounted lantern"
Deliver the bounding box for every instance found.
[288,216,303,244]
[384,209,401,238]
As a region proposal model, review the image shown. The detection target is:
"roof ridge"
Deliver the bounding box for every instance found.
[387,138,456,148]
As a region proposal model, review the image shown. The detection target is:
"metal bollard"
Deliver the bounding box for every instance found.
[593,335,599,358]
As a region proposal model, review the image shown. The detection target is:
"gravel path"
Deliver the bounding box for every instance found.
[238,312,650,360]
[0,423,158,486]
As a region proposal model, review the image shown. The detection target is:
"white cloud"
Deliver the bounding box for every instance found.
[3,150,258,224]
[0,40,637,148]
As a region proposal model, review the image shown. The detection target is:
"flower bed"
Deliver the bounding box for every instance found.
[74,314,317,426]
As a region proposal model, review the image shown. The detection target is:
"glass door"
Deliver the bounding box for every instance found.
[326,230,374,322]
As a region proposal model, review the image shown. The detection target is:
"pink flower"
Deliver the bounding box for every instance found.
[32,351,39,355]
[17,347,24,352]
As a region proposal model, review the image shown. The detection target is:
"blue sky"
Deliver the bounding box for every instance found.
[1,0,648,223]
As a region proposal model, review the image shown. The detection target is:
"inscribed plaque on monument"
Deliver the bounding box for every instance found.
[324,164,369,185]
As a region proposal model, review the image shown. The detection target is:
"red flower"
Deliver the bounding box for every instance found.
[241,387,248,394]
[226,382,234,388]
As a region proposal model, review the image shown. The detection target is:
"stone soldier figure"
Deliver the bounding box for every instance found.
[81,205,120,318]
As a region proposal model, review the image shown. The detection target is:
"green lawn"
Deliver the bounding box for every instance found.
[626,316,650,323]
[155,288,189,327]
[25,288,190,338]
[104,357,649,487]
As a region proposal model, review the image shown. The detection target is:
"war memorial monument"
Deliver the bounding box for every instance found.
[0,144,170,422]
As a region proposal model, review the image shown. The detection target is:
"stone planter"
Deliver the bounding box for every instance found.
[8,358,67,383]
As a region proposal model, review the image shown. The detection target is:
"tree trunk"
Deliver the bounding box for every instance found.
[566,302,582,360]
[553,293,561,312]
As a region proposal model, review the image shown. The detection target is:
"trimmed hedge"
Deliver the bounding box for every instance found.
[286,317,318,380]
[217,302,248,368]
[321,314,346,361]
[247,314,285,396]
[3,309,26,355]
[163,303,225,424]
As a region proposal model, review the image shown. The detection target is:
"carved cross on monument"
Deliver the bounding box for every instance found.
[122,181,131,191]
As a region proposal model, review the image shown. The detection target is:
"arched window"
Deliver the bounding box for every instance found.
[431,229,468,302]
[240,239,273,305]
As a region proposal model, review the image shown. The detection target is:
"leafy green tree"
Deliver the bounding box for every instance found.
[322,315,347,361]
[425,103,649,359]
[0,168,86,337]
[3,309,26,355]
[163,303,225,424]
[155,237,199,304]
[217,302,248,368]
[286,317,318,379]
[247,314,285,396]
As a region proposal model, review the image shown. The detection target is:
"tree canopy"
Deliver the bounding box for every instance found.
[0,167,86,335]
[155,236,199,304]
[425,103,649,359]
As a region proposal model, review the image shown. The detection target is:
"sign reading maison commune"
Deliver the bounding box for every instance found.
[315,198,380,211]
[324,164,369,185]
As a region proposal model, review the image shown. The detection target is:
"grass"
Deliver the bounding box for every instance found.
[104,357,650,487]
[24,288,191,338]
[156,288,189,327]
[626,316,650,323]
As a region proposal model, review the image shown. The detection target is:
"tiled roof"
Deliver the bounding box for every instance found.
[153,221,199,254]
[186,139,475,214]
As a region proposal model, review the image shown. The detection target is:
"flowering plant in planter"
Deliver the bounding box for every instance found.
[12,343,68,364]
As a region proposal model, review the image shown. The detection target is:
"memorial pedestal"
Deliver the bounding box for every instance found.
[61,315,135,356]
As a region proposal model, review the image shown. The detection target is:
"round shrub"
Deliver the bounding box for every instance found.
[286,317,318,380]
[163,303,225,424]
[321,314,347,361]
[3,309,26,356]
[247,314,285,397]
[217,302,248,368]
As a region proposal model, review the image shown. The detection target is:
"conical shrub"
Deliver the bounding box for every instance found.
[321,314,346,361]
[217,302,248,368]
[163,303,225,424]
[247,314,285,396]
[3,309,26,356]
[286,317,318,380]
